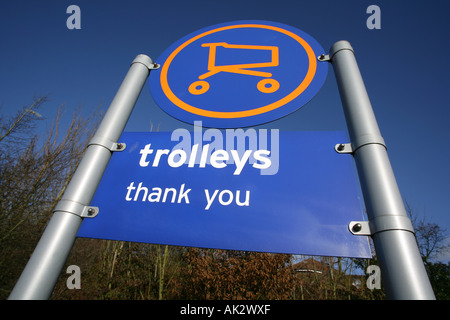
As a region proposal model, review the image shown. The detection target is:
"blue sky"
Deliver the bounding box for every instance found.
[1,0,449,262]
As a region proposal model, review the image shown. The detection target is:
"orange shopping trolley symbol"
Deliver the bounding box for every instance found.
[189,42,280,95]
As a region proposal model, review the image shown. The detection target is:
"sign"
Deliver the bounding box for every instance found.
[77,130,371,258]
[149,20,328,128]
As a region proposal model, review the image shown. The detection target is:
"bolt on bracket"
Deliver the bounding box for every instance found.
[150,63,160,69]
[318,54,331,62]
[349,221,371,236]
[335,143,353,154]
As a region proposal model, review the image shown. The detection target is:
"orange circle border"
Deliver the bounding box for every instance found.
[160,24,317,119]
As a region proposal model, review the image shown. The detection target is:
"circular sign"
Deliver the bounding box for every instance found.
[149,20,328,128]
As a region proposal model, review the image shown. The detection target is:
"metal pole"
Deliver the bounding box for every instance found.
[8,54,156,300]
[326,41,435,299]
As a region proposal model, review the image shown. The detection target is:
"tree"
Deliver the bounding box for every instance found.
[405,202,450,299]
[177,248,294,299]
[0,97,99,299]
[424,261,450,300]
[405,202,449,264]
[415,220,448,265]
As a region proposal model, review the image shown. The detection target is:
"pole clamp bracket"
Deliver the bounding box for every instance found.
[88,136,126,152]
[132,55,160,70]
[335,135,387,154]
[54,199,99,218]
[349,215,415,236]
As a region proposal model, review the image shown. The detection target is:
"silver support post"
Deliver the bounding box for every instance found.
[8,54,156,300]
[327,41,435,299]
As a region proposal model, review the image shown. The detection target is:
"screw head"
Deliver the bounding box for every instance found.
[352,223,362,233]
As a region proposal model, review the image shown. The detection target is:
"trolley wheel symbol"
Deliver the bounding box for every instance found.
[189,78,280,95]
[257,79,280,93]
[189,81,210,95]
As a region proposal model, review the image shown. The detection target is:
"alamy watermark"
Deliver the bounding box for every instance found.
[66,265,81,289]
[66,5,81,30]
[66,5,381,31]
[366,264,382,290]
[367,5,381,30]
[166,121,280,176]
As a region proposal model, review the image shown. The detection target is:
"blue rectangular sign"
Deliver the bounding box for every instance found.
[77,129,371,258]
